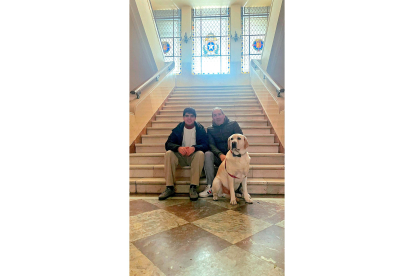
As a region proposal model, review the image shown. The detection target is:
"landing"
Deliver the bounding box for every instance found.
[130,196,285,276]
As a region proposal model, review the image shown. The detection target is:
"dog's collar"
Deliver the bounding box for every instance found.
[225,159,240,179]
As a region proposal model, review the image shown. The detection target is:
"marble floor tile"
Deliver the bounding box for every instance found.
[133,223,232,275]
[276,220,285,228]
[208,197,248,209]
[130,209,188,242]
[163,200,228,222]
[130,199,160,216]
[142,198,190,208]
[255,198,285,206]
[192,210,272,244]
[130,243,165,276]
[235,225,285,269]
[263,210,285,225]
[234,200,284,224]
[174,245,284,276]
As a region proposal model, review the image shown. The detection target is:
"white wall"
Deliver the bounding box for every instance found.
[266,0,284,88]
[134,0,165,71]
[130,0,158,91]
[260,0,283,71]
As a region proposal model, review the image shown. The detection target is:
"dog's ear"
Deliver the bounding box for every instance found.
[244,136,249,149]
[228,136,231,150]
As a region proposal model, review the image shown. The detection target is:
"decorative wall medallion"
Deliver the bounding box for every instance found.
[253,39,264,51]
[203,33,220,55]
[162,41,171,54]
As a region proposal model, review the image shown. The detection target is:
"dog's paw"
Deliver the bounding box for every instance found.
[213,194,218,201]
[230,198,237,205]
[244,194,253,204]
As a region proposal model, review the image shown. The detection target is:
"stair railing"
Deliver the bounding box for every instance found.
[129,61,176,151]
[130,61,175,99]
[250,59,284,152]
[251,59,284,97]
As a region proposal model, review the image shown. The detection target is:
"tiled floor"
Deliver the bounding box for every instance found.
[130,196,285,276]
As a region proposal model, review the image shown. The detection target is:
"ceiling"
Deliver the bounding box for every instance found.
[150,0,272,10]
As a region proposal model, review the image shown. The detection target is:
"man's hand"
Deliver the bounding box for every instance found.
[178,147,187,156]
[186,147,195,156]
[220,154,226,162]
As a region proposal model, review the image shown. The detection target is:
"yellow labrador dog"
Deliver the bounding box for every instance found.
[212,134,253,205]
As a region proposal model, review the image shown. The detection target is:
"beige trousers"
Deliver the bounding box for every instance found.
[164,150,204,186]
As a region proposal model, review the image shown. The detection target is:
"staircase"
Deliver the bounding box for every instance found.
[130,85,285,195]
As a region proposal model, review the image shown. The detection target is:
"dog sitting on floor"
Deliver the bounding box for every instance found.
[212,134,252,205]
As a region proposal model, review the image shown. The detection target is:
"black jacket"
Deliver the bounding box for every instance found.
[207,117,243,157]
[165,121,209,152]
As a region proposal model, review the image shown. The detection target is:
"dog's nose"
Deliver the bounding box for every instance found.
[232,142,237,149]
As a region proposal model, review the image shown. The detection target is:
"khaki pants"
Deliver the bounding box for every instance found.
[164,150,204,186]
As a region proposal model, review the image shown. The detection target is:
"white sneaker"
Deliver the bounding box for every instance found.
[199,185,213,197]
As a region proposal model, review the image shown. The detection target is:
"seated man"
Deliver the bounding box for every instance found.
[199,107,243,197]
[159,107,209,201]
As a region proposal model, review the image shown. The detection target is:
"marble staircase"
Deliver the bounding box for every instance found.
[130,85,285,195]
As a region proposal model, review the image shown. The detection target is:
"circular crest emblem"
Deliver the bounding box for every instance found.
[207,41,216,52]
[203,33,219,55]
[162,41,171,54]
[253,39,264,51]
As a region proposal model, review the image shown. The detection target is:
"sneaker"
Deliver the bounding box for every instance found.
[159,186,175,200]
[189,184,198,201]
[199,185,213,197]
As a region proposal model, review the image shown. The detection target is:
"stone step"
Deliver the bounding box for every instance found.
[173,89,253,93]
[135,143,279,153]
[162,104,262,111]
[141,134,275,144]
[171,91,254,96]
[169,95,256,100]
[165,99,259,106]
[151,120,268,128]
[249,153,285,165]
[130,164,284,178]
[146,126,272,135]
[130,153,285,165]
[130,153,164,165]
[174,87,253,92]
[175,85,252,89]
[159,109,263,115]
[155,114,266,121]
[170,93,255,98]
[130,177,284,194]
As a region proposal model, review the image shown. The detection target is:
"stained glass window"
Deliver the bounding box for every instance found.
[153,9,181,74]
[192,8,230,75]
[241,7,270,73]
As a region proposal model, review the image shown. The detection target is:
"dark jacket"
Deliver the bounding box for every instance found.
[207,117,243,157]
[165,121,209,153]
